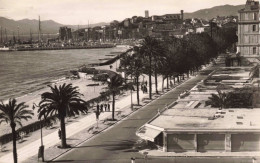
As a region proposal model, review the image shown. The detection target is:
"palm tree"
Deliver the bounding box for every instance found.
[120,46,143,105]
[153,45,166,94]
[0,99,34,163]
[141,36,162,99]
[38,83,88,148]
[107,74,124,120]
[205,85,231,109]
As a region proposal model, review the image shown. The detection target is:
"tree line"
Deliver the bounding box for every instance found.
[120,27,236,102]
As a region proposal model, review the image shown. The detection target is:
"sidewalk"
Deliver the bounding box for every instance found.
[140,149,260,158]
[0,74,188,163]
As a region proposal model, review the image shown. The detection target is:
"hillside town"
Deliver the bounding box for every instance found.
[0,9,238,50]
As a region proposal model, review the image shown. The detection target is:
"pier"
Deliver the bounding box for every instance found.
[16,44,115,51]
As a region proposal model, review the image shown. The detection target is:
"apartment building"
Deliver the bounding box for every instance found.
[237,0,260,57]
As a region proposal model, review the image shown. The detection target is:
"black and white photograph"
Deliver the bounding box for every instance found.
[0,0,259,162]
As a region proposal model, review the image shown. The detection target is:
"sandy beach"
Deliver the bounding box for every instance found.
[0,59,121,137]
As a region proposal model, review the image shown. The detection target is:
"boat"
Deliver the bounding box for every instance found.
[110,52,122,54]
[0,47,10,51]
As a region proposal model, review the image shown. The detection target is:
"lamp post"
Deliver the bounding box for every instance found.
[32,103,44,162]
[130,75,133,110]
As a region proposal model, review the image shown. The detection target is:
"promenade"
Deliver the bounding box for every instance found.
[0,68,179,163]
[0,62,221,163]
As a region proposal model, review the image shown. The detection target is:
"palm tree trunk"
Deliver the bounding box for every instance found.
[149,55,152,99]
[167,76,169,89]
[162,76,165,92]
[112,93,115,120]
[60,116,67,148]
[154,68,158,94]
[11,123,17,163]
[136,76,140,105]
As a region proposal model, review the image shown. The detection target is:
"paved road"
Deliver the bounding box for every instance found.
[52,71,253,163]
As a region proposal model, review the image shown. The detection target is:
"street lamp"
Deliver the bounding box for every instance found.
[32,103,44,162]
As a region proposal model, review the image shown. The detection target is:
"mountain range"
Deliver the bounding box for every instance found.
[0,4,245,35]
[0,17,109,35]
[184,4,244,20]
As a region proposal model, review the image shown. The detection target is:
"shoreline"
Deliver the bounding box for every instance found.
[0,48,126,137]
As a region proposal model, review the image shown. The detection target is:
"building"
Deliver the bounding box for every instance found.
[136,66,260,154]
[145,10,149,18]
[136,108,260,152]
[59,27,72,41]
[237,0,260,57]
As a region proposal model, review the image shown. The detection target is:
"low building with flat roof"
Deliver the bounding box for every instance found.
[136,108,260,153]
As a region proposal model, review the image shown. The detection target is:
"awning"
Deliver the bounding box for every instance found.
[136,126,162,142]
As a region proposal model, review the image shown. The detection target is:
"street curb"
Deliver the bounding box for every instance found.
[49,76,195,162]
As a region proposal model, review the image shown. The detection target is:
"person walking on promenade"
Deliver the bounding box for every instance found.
[100,104,103,112]
[104,104,107,111]
[97,104,99,112]
[141,84,144,94]
[107,103,110,112]
[58,129,61,140]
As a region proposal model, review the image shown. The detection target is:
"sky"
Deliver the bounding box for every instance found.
[0,0,246,25]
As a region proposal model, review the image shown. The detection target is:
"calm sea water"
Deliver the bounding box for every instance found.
[0,47,126,100]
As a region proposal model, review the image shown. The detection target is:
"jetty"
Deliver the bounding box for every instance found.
[16,44,115,51]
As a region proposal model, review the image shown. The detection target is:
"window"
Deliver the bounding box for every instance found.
[244,35,249,43]
[244,25,249,32]
[253,13,258,20]
[253,47,257,54]
[253,25,257,32]
[245,13,248,20]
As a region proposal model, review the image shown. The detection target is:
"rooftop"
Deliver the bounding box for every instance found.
[148,108,260,132]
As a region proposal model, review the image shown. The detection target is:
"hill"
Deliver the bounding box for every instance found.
[184,4,244,20]
[0,17,108,35]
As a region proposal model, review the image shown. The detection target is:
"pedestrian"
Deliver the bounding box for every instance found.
[107,103,110,112]
[170,81,173,88]
[144,85,147,93]
[104,104,107,111]
[100,104,103,112]
[58,129,61,140]
[95,109,100,120]
[131,157,135,163]
[97,104,100,112]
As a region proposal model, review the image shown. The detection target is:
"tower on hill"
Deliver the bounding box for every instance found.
[145,10,149,18]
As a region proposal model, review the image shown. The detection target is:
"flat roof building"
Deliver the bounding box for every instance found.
[137,108,260,153]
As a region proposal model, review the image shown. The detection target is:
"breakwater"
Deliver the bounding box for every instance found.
[89,48,131,67]
[16,44,115,51]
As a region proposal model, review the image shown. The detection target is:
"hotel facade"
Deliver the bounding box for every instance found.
[237,0,260,57]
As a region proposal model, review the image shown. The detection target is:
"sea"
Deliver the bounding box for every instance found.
[0,46,127,101]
